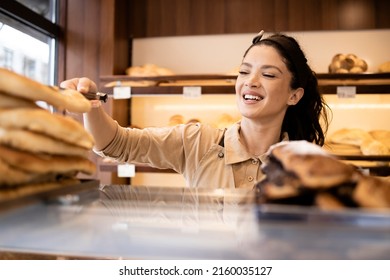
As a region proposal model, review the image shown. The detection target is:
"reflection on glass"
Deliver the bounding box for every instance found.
[98,185,254,230]
[0,185,388,259]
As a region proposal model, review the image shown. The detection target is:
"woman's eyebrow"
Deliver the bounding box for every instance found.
[241,62,283,74]
[240,62,252,68]
[262,64,283,73]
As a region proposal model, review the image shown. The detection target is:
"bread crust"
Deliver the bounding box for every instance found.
[0,68,91,113]
[0,127,90,158]
[329,128,390,155]
[0,145,95,176]
[257,141,390,210]
[360,138,389,155]
[0,157,41,185]
[329,128,372,147]
[270,141,356,188]
[353,175,390,208]
[0,108,94,149]
[370,130,390,150]
[315,193,346,210]
[0,92,39,109]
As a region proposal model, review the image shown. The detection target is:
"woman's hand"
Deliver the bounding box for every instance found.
[60,77,116,149]
[60,77,97,92]
[60,77,100,108]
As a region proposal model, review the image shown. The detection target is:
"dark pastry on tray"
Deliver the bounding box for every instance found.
[255,141,390,210]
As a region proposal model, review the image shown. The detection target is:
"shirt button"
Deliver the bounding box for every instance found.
[248,176,254,182]
[251,159,258,165]
[218,152,224,158]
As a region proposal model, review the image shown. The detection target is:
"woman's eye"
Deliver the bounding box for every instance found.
[238,71,248,75]
[263,73,275,78]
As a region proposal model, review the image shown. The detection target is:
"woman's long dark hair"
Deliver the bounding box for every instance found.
[244,32,330,146]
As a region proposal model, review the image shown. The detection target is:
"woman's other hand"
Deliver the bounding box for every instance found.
[60,77,100,108]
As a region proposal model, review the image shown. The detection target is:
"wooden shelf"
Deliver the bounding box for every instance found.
[316,72,390,80]
[100,74,238,82]
[100,73,390,95]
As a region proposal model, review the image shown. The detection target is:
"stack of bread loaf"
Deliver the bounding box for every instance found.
[126,63,174,77]
[326,128,390,156]
[167,113,238,129]
[256,141,390,210]
[104,64,174,88]
[0,68,96,201]
[328,53,368,74]
[378,61,390,73]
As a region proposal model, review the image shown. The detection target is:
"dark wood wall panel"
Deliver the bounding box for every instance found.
[320,0,339,30]
[375,0,390,28]
[128,0,390,38]
[274,0,289,31]
[224,0,275,34]
[190,0,225,35]
[337,0,375,30]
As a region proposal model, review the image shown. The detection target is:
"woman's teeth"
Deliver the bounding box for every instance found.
[244,94,262,101]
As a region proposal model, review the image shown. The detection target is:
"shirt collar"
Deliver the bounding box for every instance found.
[223,121,289,165]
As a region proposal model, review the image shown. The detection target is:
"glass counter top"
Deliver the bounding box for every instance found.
[0,183,389,260]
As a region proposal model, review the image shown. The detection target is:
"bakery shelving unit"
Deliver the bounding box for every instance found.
[98,73,390,183]
[100,72,390,95]
[316,72,390,176]
[316,72,390,94]
[99,74,237,95]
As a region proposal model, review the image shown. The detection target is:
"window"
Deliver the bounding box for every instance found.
[0,47,14,69]
[0,0,59,84]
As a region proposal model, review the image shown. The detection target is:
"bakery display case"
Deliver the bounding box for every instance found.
[0,73,388,260]
[1,184,389,259]
[98,73,390,185]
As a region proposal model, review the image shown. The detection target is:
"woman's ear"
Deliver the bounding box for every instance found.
[287,87,304,105]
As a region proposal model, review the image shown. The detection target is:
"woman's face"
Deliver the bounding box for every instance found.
[235,44,302,124]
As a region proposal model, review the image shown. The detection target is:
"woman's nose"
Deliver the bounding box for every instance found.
[245,74,260,88]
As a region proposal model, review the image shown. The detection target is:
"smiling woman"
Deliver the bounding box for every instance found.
[60,31,330,189]
[236,32,329,150]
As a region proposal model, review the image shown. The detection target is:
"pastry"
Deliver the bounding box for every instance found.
[370,130,390,150]
[168,114,184,126]
[353,174,390,208]
[328,53,368,73]
[269,141,356,188]
[256,140,390,209]
[329,128,372,146]
[378,61,390,73]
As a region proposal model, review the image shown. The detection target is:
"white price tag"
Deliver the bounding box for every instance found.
[183,86,202,99]
[113,86,131,99]
[337,86,356,98]
[117,163,135,177]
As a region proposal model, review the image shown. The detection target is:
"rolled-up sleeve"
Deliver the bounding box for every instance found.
[96,123,185,172]
[95,122,224,177]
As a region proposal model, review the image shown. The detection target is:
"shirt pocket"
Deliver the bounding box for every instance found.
[191,144,234,189]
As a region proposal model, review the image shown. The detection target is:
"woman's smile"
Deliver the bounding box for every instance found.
[242,90,264,103]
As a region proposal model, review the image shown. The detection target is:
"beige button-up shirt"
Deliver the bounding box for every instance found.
[98,122,282,189]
